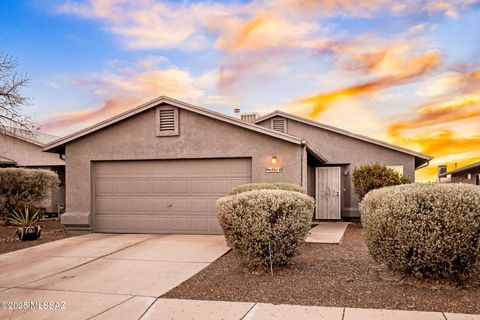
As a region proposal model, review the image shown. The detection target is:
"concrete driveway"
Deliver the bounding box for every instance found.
[0,233,229,319]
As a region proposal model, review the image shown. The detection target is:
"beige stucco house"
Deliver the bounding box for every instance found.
[438,162,480,185]
[43,96,431,234]
[0,127,65,213]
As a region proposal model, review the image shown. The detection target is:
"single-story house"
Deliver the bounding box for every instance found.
[438,162,480,185]
[0,127,66,214]
[43,96,431,234]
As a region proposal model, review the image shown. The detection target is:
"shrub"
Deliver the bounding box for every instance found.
[229,183,305,196]
[217,189,314,271]
[360,183,480,282]
[353,162,410,200]
[0,168,59,218]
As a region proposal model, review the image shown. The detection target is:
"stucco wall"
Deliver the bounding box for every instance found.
[0,133,64,166]
[63,105,304,231]
[257,117,416,217]
[450,168,480,184]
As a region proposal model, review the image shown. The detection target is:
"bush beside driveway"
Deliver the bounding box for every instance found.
[164,224,480,315]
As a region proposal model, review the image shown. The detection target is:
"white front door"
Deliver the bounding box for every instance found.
[315,167,341,219]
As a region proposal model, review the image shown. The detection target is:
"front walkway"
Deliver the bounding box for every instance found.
[306,221,349,243]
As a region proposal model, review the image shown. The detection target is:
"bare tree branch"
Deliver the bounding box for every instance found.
[0,51,35,136]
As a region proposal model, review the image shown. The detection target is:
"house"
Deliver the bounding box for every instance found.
[0,127,66,214]
[438,162,480,185]
[43,96,431,234]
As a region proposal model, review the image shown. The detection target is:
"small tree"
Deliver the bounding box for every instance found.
[352,162,409,200]
[0,50,32,131]
[0,168,59,220]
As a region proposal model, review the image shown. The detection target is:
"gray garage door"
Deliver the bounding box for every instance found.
[94,158,252,234]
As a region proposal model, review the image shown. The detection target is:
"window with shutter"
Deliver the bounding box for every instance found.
[271,118,286,133]
[156,106,179,136]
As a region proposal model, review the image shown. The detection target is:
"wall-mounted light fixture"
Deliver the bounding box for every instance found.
[271,156,278,165]
[344,169,349,176]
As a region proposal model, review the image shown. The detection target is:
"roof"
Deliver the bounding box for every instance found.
[0,155,17,166]
[438,161,480,177]
[253,110,432,165]
[43,96,325,162]
[1,126,59,146]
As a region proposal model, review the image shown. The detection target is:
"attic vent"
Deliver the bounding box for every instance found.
[272,118,286,133]
[156,106,179,136]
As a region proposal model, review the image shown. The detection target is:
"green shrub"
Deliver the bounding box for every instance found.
[217,189,314,271]
[360,183,480,282]
[0,168,60,218]
[353,162,410,200]
[229,183,305,196]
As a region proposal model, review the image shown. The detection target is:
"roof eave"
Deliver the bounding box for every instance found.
[303,141,327,163]
[438,162,480,176]
[43,96,303,153]
[255,110,432,162]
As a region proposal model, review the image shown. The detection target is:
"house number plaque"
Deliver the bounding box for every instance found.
[266,167,283,173]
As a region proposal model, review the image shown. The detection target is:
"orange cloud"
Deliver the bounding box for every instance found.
[386,68,480,180]
[389,94,480,134]
[42,60,226,132]
[294,49,440,117]
[389,129,480,181]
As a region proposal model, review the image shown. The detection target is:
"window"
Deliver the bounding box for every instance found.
[476,174,480,185]
[271,118,286,133]
[387,165,403,176]
[156,106,179,136]
[465,173,471,180]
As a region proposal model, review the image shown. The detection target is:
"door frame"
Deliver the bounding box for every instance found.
[315,166,341,219]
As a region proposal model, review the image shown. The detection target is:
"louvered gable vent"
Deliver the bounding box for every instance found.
[272,118,286,133]
[159,109,175,131]
[156,106,179,136]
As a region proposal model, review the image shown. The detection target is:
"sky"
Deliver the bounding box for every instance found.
[1,0,480,181]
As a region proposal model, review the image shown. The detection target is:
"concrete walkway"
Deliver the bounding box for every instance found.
[306,221,349,243]
[140,299,480,320]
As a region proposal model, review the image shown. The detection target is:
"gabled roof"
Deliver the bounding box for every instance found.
[43,96,325,163]
[253,110,432,164]
[438,161,480,177]
[1,126,59,146]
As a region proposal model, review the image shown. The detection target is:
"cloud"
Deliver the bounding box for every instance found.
[293,48,441,117]
[386,67,480,180]
[57,0,235,50]
[41,58,229,132]
[391,129,480,181]
[56,1,478,51]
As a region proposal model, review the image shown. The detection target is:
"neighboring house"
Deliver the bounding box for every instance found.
[438,162,480,185]
[0,127,65,214]
[43,96,431,234]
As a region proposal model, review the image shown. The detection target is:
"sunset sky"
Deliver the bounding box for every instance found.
[1,0,479,181]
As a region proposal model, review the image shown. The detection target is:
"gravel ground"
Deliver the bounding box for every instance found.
[164,224,480,314]
[0,219,70,254]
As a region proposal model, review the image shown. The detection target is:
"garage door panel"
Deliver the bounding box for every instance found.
[152,180,170,193]
[209,180,234,193]
[190,198,210,213]
[96,180,113,194]
[94,158,251,234]
[170,180,190,194]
